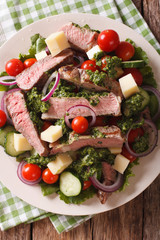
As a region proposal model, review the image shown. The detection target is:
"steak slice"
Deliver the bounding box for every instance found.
[97,162,117,204]
[49,126,124,155]
[41,93,121,120]
[5,90,48,156]
[58,65,122,96]
[59,22,99,52]
[16,49,73,91]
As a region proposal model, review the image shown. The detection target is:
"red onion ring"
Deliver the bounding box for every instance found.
[90,172,124,193]
[1,88,20,125]
[42,71,57,96]
[0,76,16,86]
[142,85,160,122]
[64,104,96,129]
[17,160,42,185]
[41,72,60,102]
[73,55,85,67]
[125,119,158,157]
[45,46,50,55]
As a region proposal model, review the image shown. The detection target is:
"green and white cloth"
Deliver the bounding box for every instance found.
[0,0,159,234]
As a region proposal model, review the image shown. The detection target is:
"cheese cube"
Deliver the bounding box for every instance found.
[35,50,47,61]
[108,147,122,154]
[119,73,140,98]
[14,133,33,152]
[47,153,73,174]
[45,31,70,57]
[41,125,63,143]
[113,154,130,174]
[86,45,102,59]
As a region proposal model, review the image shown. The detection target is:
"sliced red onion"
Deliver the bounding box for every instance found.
[41,72,60,102]
[90,172,124,193]
[42,71,57,96]
[64,104,96,129]
[125,119,158,157]
[73,55,85,67]
[45,46,50,55]
[17,160,42,185]
[0,76,17,86]
[142,85,160,122]
[1,88,20,125]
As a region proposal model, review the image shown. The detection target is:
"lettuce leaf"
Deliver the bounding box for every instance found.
[19,33,46,61]
[126,39,157,88]
[39,182,59,196]
[58,186,96,204]
[119,159,139,192]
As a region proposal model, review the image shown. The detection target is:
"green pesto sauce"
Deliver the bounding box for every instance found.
[25,154,56,167]
[117,116,144,134]
[122,93,144,117]
[69,147,115,181]
[26,87,50,131]
[72,22,100,33]
[49,79,108,106]
[91,127,107,138]
[54,117,71,144]
[86,70,107,87]
[132,133,149,153]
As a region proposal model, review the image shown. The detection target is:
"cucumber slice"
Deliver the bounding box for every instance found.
[4,132,24,157]
[139,87,150,110]
[0,125,15,147]
[60,171,82,197]
[121,60,145,68]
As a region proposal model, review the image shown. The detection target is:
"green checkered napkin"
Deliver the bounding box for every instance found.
[0,0,160,234]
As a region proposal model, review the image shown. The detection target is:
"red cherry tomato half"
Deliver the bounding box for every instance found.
[122,68,143,86]
[24,58,37,68]
[99,55,111,71]
[121,145,137,163]
[22,163,41,181]
[115,41,135,61]
[42,168,59,184]
[128,127,144,144]
[0,110,7,128]
[81,60,98,72]
[83,180,92,190]
[5,59,24,76]
[98,29,120,52]
[71,116,89,134]
[42,121,52,131]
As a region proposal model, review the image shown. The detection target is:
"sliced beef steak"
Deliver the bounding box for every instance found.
[16,49,73,91]
[49,126,124,155]
[5,90,48,156]
[58,65,122,96]
[41,93,121,120]
[59,22,99,52]
[97,162,117,204]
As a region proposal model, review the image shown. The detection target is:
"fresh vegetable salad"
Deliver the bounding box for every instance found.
[0,22,159,205]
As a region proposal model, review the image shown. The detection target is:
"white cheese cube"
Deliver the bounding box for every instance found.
[108,147,122,154]
[47,153,73,174]
[45,31,70,57]
[86,45,102,59]
[35,50,47,61]
[41,125,63,143]
[119,73,140,98]
[113,154,130,174]
[14,133,33,152]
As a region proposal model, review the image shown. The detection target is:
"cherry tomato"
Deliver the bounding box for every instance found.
[83,180,92,190]
[42,168,59,184]
[121,145,137,162]
[98,29,120,52]
[81,60,98,72]
[122,68,143,86]
[71,116,89,134]
[24,58,37,68]
[42,121,52,131]
[92,116,107,127]
[22,163,41,181]
[128,127,144,144]
[5,59,24,76]
[115,41,135,61]
[0,110,7,128]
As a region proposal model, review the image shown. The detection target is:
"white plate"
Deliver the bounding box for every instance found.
[0,13,159,216]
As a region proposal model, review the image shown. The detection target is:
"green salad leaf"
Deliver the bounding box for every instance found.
[40,182,59,196]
